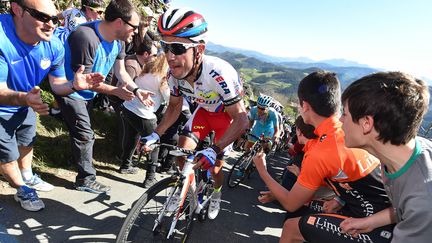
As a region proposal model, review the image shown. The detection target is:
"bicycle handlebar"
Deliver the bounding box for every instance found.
[248,133,272,143]
[148,143,195,155]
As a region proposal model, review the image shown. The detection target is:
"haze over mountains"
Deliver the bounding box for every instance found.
[206,42,432,137]
[207,42,372,69]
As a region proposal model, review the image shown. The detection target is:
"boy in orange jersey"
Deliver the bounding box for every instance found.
[253,71,394,243]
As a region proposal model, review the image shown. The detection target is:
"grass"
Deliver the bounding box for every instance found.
[33,110,121,172]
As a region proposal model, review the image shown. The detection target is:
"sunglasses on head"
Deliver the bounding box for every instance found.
[160,41,200,55]
[121,18,139,31]
[19,4,59,25]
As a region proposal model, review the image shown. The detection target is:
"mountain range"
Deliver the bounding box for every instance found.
[206,42,380,89]
[205,42,432,136]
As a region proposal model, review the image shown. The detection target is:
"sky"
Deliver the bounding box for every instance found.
[171,0,431,80]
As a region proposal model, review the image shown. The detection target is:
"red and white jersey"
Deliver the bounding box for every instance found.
[168,55,243,112]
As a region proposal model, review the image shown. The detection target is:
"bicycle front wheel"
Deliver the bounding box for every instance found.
[227,154,252,188]
[116,176,194,243]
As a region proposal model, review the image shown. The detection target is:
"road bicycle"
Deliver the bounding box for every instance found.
[227,133,270,188]
[116,143,214,243]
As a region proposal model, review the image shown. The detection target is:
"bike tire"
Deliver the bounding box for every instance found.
[227,154,251,188]
[116,176,195,243]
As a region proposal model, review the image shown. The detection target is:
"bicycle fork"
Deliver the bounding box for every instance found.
[194,179,213,214]
[167,162,198,239]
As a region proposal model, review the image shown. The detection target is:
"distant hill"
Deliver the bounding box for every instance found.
[206,43,432,132]
[207,42,371,68]
[207,42,379,89]
[206,49,379,104]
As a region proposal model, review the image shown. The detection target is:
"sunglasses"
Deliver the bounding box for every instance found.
[257,106,267,110]
[122,18,139,31]
[19,4,59,25]
[84,5,104,15]
[160,41,200,55]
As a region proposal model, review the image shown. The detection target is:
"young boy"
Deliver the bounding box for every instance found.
[253,71,394,242]
[340,71,432,242]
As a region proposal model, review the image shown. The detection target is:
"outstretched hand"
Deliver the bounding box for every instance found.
[25,86,49,115]
[115,82,134,101]
[73,65,104,90]
[136,89,155,107]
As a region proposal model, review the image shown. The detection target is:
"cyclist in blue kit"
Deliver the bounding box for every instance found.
[0,0,103,211]
[245,95,279,153]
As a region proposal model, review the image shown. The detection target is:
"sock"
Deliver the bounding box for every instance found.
[213,186,222,193]
[18,185,31,193]
[21,168,33,182]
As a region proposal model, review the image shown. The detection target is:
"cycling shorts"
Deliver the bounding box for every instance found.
[182,107,232,146]
[299,213,395,243]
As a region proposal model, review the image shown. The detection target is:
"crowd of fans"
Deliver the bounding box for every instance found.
[0,0,431,242]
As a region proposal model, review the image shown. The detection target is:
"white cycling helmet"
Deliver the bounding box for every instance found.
[157,8,208,43]
[257,95,272,108]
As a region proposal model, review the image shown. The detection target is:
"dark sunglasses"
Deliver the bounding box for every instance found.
[19,4,59,25]
[84,5,104,15]
[121,18,139,31]
[160,41,200,55]
[257,106,267,110]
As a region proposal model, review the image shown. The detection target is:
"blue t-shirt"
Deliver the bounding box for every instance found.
[248,106,279,138]
[64,20,125,100]
[0,14,65,114]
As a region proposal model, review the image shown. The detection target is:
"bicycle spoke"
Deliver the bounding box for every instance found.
[117,177,194,242]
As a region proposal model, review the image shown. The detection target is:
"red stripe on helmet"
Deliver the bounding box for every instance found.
[159,13,204,36]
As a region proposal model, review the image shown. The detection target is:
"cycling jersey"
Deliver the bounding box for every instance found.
[248,106,279,140]
[297,116,391,218]
[64,21,125,100]
[0,14,65,115]
[168,55,243,112]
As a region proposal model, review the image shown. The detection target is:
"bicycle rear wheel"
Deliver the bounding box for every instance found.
[116,176,194,243]
[227,154,252,188]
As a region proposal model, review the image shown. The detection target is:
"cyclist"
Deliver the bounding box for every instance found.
[245,95,279,153]
[253,71,395,243]
[140,7,248,220]
[340,72,432,242]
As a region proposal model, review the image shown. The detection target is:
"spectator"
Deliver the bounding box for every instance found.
[0,0,103,211]
[253,71,394,242]
[280,116,317,191]
[55,0,105,43]
[112,40,158,160]
[110,40,158,111]
[55,0,153,194]
[340,72,432,242]
[125,7,155,55]
[119,53,169,188]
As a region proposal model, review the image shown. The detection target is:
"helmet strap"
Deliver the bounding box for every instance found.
[182,46,202,81]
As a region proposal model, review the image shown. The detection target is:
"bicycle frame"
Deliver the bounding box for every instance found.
[148,145,213,239]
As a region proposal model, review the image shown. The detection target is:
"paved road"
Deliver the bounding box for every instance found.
[0,152,289,243]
